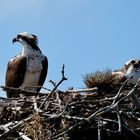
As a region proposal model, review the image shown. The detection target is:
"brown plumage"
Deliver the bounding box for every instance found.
[5,32,48,98]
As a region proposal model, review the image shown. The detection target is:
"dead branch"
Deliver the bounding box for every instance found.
[66,87,98,93]
[0,116,32,139]
[39,64,67,109]
[18,132,32,140]
[1,86,50,96]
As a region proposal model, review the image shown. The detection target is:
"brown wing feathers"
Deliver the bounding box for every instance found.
[37,56,48,92]
[5,56,27,98]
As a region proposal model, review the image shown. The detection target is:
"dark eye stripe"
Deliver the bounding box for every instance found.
[17,34,22,39]
[23,37,41,52]
[130,60,135,64]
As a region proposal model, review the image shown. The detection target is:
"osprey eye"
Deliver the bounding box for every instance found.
[17,34,22,39]
[130,60,135,64]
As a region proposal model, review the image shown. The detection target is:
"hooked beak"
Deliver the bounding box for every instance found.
[12,38,18,44]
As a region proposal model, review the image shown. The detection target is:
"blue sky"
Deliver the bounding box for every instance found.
[0,0,140,96]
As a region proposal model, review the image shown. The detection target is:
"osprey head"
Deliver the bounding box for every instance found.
[124,59,140,72]
[124,59,140,84]
[12,32,40,51]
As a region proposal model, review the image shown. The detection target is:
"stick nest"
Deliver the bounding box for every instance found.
[0,67,140,140]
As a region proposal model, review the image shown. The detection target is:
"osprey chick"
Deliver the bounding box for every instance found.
[5,32,48,98]
[124,59,140,84]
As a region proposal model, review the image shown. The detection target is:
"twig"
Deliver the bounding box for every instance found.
[49,80,56,87]
[22,85,51,91]
[56,91,63,112]
[0,116,32,138]
[116,107,121,132]
[111,77,130,105]
[98,119,101,140]
[52,120,88,139]
[123,118,140,138]
[130,94,140,110]
[39,64,67,109]
[66,87,98,93]
[18,132,32,140]
[129,129,140,138]
[0,86,50,96]
[63,115,85,121]
[32,96,42,113]
[101,118,118,124]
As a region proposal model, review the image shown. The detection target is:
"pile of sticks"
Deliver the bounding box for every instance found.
[0,66,140,140]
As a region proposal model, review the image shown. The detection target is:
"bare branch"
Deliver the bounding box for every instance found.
[0,86,50,96]
[66,87,98,93]
[39,64,67,109]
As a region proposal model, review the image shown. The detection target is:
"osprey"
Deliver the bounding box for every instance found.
[5,32,48,98]
[112,59,140,85]
[124,59,140,84]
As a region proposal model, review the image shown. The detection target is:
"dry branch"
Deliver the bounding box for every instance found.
[39,64,67,109]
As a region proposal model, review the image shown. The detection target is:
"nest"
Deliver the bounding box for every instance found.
[0,67,140,140]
